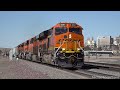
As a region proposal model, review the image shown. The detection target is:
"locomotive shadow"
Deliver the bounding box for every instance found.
[81,64,100,69]
[63,63,101,70]
[81,63,110,70]
[66,64,106,71]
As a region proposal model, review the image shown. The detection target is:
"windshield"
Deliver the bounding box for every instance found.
[69,28,82,35]
[55,27,67,35]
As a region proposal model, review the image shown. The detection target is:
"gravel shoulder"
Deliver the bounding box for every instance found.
[0,56,87,79]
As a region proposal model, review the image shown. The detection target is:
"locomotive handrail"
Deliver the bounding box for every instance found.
[54,40,84,58]
[77,41,84,52]
[54,40,65,58]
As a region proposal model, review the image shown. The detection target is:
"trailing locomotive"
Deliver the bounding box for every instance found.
[15,22,84,68]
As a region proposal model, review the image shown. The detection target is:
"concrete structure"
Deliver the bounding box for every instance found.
[97,36,113,50]
[113,35,120,51]
[9,49,13,60]
[116,35,120,43]
[9,48,18,60]
[85,37,96,50]
[114,35,120,45]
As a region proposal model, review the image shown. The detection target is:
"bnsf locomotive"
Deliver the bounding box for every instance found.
[14,22,84,68]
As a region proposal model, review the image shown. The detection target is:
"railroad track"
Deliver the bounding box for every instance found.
[74,69,120,79]
[49,66,120,79]
[84,62,120,72]
[26,59,120,79]
[37,63,120,79]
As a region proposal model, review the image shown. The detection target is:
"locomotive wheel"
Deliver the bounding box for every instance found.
[32,55,37,61]
[70,56,75,64]
[52,60,58,66]
[30,56,32,61]
[39,57,43,63]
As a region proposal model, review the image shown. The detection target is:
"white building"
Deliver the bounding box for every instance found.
[85,37,95,49]
[113,35,120,51]
[97,36,113,50]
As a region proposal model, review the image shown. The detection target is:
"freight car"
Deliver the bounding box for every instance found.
[15,22,84,68]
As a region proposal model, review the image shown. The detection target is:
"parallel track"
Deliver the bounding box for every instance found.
[74,69,120,79]
[40,63,120,79]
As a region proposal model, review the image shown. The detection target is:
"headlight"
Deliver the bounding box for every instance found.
[77,48,80,51]
[69,34,71,38]
[62,48,65,51]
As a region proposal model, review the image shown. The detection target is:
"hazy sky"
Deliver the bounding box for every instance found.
[0,11,120,48]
